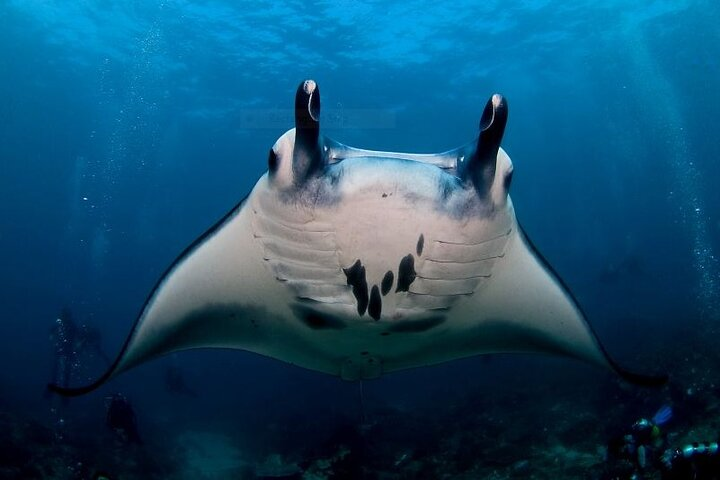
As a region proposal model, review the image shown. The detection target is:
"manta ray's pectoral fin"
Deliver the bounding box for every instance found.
[453,222,668,387]
[47,197,285,397]
[518,227,668,387]
[459,94,509,197]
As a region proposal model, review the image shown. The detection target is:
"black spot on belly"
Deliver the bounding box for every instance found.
[395,254,416,293]
[368,285,382,320]
[504,169,513,191]
[387,316,446,333]
[416,234,424,256]
[292,305,347,330]
[343,259,369,316]
[381,271,394,296]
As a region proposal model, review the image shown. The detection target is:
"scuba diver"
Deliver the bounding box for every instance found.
[78,323,112,367]
[660,440,720,479]
[47,307,113,442]
[47,307,111,397]
[105,393,142,445]
[604,405,673,479]
[47,307,80,398]
[603,404,720,479]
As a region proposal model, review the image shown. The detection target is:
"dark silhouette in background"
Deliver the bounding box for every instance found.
[105,393,142,445]
[47,307,111,399]
[163,364,198,398]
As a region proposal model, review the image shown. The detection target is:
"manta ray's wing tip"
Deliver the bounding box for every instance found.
[47,368,115,397]
[610,360,669,387]
[47,382,93,397]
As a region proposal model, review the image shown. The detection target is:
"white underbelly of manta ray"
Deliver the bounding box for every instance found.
[253,159,512,320]
[49,80,666,396]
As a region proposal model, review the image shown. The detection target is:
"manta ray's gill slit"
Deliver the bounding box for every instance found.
[261,241,338,265]
[409,278,476,296]
[398,292,463,311]
[421,256,496,277]
[406,290,474,298]
[252,191,333,230]
[417,273,491,281]
[253,211,337,241]
[433,228,512,246]
[267,257,333,274]
[284,280,350,302]
[423,255,505,265]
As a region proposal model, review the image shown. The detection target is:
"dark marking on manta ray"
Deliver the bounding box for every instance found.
[343,260,369,316]
[369,285,382,320]
[381,271,394,296]
[416,234,424,256]
[382,193,388,198]
[166,303,271,349]
[386,316,446,333]
[504,170,513,191]
[291,305,347,330]
[395,254,417,293]
[267,148,279,174]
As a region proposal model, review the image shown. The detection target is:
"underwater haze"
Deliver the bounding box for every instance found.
[1,1,720,478]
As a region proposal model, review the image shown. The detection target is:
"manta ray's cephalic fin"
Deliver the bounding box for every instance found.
[292,79,324,183]
[459,94,508,196]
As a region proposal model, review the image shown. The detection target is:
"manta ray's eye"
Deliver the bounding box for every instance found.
[268,148,279,173]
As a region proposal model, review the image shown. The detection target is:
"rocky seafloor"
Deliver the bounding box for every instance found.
[3,330,720,480]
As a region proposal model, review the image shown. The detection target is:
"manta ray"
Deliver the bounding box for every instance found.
[50,80,665,396]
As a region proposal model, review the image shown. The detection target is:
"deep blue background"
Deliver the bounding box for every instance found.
[1,0,719,460]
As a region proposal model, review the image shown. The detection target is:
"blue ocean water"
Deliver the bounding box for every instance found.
[1,1,719,478]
